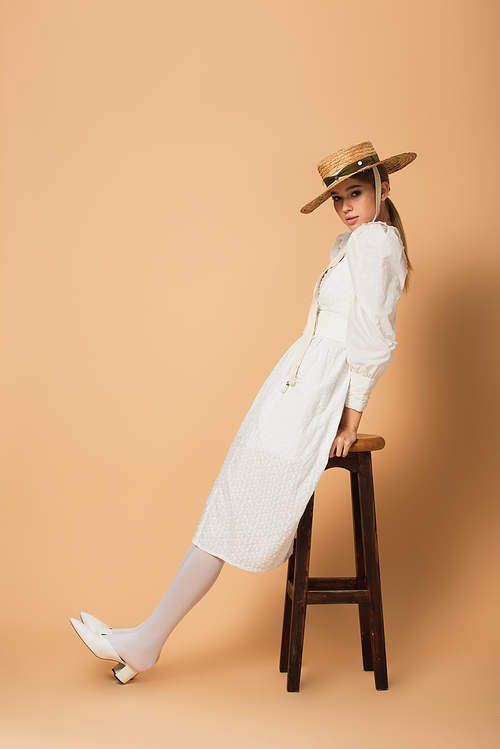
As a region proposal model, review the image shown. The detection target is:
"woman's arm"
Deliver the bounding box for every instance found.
[329,406,362,458]
[344,223,407,412]
[330,225,406,459]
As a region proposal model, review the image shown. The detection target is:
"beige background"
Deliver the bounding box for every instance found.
[1,1,499,747]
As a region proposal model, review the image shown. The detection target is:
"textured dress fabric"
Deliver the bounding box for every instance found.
[192,222,407,573]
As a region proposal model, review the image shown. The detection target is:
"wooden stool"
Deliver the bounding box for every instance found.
[279,433,388,692]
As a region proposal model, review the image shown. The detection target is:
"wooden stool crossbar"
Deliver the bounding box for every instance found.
[279,433,388,692]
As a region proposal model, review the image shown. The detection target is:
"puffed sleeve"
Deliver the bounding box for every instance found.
[344,223,407,412]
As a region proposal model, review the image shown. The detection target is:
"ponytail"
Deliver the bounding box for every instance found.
[386,197,412,293]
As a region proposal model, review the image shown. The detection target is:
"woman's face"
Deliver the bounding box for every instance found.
[330,177,389,231]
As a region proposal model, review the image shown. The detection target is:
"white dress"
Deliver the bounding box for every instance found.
[192,222,407,573]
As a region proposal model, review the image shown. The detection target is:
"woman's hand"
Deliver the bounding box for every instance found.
[329,426,358,458]
[329,406,363,458]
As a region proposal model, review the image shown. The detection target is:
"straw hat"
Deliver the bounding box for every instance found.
[301,141,417,214]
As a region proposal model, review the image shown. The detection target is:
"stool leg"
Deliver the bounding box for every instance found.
[350,469,374,672]
[358,452,388,690]
[286,494,314,692]
[279,545,295,672]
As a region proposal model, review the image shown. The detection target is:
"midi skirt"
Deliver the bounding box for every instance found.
[192,250,354,572]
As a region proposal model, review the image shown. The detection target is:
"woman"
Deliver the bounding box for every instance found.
[70,141,417,683]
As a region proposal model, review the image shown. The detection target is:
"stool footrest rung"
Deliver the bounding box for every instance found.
[286,578,369,604]
[308,576,358,590]
[306,589,369,604]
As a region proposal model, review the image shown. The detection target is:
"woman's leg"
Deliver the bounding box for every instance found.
[105,544,198,635]
[105,544,224,672]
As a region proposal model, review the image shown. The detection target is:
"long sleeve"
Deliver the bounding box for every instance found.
[344,222,407,412]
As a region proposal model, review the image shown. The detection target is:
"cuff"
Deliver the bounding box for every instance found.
[345,369,378,412]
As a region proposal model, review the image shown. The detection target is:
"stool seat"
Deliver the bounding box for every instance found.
[280,432,388,692]
[349,433,385,452]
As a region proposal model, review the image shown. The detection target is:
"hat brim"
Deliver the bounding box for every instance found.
[300,151,417,214]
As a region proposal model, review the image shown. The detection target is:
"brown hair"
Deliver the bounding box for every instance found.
[351,165,412,292]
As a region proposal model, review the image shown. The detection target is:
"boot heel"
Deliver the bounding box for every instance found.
[113,663,139,684]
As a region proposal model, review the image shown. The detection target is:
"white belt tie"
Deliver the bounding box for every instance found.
[315,311,347,343]
[282,247,347,393]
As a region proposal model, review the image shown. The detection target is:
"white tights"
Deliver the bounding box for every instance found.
[106,544,224,672]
